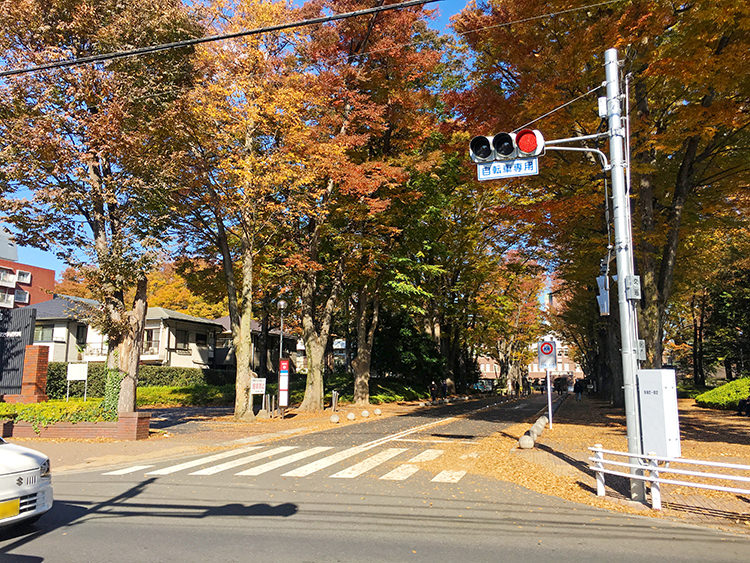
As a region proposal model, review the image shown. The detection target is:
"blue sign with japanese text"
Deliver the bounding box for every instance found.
[477,158,539,181]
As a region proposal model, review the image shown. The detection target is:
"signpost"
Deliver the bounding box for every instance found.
[538,340,557,428]
[66,362,88,402]
[278,359,290,418]
[250,377,266,396]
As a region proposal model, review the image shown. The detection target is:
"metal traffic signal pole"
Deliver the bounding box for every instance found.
[605,48,645,501]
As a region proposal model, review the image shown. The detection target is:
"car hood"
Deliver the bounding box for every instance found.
[0,443,48,474]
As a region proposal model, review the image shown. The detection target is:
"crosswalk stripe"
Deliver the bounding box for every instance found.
[380,463,421,481]
[102,465,154,475]
[431,470,466,483]
[330,448,407,479]
[189,446,297,476]
[235,447,332,476]
[407,449,443,463]
[281,446,371,477]
[146,446,263,476]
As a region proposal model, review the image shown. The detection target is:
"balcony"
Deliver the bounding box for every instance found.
[0,292,14,308]
[0,271,17,289]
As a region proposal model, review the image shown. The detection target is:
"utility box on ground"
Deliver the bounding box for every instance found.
[637,369,681,458]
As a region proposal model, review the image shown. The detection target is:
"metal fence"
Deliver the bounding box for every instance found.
[588,444,750,510]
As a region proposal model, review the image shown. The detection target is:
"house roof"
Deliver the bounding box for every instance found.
[27,295,223,328]
[147,307,224,329]
[25,294,99,320]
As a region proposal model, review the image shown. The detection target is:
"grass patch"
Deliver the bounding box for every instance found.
[694,378,750,410]
[136,385,235,407]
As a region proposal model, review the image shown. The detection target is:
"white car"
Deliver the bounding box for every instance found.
[0,437,53,527]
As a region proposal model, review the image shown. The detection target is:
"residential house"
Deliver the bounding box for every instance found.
[26,294,223,368]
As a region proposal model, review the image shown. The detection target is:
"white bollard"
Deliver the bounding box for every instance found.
[361,410,370,418]
[374,408,382,416]
[346,412,356,421]
[518,434,535,449]
[330,414,340,423]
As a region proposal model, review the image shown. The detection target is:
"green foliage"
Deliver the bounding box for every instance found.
[46,363,233,400]
[371,310,445,388]
[103,368,120,413]
[694,378,750,410]
[0,400,117,432]
[136,385,235,407]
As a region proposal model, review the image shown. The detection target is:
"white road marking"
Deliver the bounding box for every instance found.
[282,446,371,477]
[407,449,444,462]
[236,447,332,476]
[330,448,407,479]
[431,470,466,483]
[189,446,297,476]
[102,465,154,475]
[146,446,263,475]
[380,463,420,481]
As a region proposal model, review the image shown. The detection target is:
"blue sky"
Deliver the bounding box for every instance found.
[15,0,472,277]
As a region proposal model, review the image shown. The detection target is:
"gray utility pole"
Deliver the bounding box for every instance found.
[605,48,645,502]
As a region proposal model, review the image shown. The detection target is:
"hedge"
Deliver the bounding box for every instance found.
[46,363,234,400]
[694,378,750,410]
[0,399,117,431]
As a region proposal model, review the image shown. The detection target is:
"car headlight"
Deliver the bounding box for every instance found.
[40,459,51,477]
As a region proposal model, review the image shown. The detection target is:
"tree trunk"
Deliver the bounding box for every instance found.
[300,335,326,411]
[117,275,148,414]
[233,246,256,420]
[352,287,379,406]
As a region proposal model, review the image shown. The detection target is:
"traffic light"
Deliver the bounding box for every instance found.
[469,129,544,163]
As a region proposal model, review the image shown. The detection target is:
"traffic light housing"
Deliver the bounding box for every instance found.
[469,129,544,163]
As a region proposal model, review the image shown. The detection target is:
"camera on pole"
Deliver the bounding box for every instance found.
[469,129,545,163]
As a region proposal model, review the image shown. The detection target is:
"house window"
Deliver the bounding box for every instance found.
[195,333,207,347]
[0,269,14,283]
[14,289,29,304]
[75,325,88,346]
[34,325,54,342]
[16,270,31,284]
[175,329,189,350]
[144,329,160,354]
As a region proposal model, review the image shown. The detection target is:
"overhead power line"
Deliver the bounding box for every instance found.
[0,0,442,79]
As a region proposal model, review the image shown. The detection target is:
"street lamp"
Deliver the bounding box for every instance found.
[277,299,287,364]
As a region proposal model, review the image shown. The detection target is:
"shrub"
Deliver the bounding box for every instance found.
[694,378,750,410]
[46,363,233,399]
[0,400,117,432]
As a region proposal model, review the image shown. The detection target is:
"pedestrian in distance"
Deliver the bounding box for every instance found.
[429,381,438,402]
[441,379,448,399]
[574,379,584,402]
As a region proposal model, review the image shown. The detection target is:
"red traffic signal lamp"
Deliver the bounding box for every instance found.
[469,129,544,163]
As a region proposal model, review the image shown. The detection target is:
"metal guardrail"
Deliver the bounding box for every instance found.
[588,444,750,510]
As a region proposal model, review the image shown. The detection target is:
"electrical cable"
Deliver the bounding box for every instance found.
[513,84,605,132]
[0,0,441,78]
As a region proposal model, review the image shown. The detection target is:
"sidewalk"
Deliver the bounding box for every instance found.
[514,396,750,534]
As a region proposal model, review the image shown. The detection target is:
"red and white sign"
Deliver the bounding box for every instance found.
[250,377,266,395]
[538,340,557,370]
[278,359,290,407]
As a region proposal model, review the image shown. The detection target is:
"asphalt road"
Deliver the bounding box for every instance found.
[2,396,749,562]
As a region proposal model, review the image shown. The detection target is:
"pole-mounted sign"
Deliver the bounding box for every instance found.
[538,339,556,428]
[538,340,557,369]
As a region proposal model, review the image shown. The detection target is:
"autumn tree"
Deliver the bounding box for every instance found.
[0,0,202,412]
[452,0,750,402]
